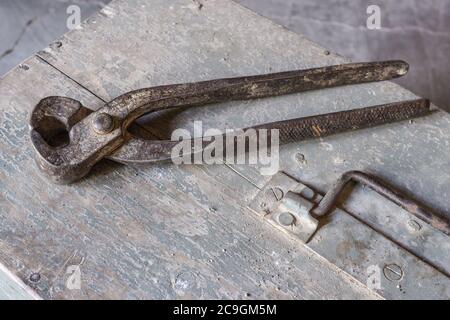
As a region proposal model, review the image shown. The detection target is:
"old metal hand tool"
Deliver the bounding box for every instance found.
[30,61,431,184]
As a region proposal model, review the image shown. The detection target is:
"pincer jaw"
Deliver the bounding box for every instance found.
[30,130,95,184]
[30,122,124,185]
[29,97,123,184]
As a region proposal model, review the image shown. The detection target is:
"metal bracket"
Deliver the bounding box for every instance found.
[248,173,319,243]
[249,171,450,299]
[275,192,319,242]
[250,170,449,244]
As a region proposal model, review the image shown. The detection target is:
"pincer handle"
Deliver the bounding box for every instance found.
[29,61,409,184]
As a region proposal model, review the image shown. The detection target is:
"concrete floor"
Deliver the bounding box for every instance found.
[0,0,108,76]
[237,0,450,111]
[0,0,449,110]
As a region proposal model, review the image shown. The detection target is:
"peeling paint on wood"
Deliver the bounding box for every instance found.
[0,57,378,299]
[1,0,448,299]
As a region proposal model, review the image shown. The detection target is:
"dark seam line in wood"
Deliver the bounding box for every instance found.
[34,54,261,188]
[35,54,160,139]
[36,55,107,102]
[223,163,262,190]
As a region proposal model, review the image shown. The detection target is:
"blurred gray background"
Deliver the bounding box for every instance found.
[1,0,449,110]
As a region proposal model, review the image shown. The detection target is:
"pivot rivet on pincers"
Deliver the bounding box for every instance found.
[92,113,114,134]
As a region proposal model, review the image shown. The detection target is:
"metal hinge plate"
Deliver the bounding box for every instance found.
[248,173,319,243]
[248,172,450,300]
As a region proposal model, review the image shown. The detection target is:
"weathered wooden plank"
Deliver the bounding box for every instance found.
[0,56,378,299]
[249,172,450,300]
[25,0,448,299]
[37,0,450,216]
[0,263,40,300]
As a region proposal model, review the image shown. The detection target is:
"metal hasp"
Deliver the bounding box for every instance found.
[312,171,450,236]
[249,171,450,242]
[249,173,320,243]
[249,172,450,299]
[29,60,432,184]
[275,193,319,243]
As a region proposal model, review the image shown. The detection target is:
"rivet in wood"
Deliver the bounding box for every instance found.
[407,219,422,232]
[295,153,307,166]
[29,272,41,283]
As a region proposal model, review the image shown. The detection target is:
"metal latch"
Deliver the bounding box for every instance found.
[249,170,449,244]
[276,193,318,242]
[249,171,450,299]
[249,173,320,243]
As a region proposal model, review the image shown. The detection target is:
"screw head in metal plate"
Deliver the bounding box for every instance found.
[265,187,284,203]
[383,263,404,282]
[278,212,296,227]
[92,112,114,134]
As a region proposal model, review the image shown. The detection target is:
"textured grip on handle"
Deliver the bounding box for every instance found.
[253,99,430,144]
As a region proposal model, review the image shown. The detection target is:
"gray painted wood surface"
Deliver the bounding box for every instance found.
[2,0,449,112]
[0,0,380,299]
[0,263,39,300]
[0,0,448,299]
[40,0,448,220]
[0,56,378,299]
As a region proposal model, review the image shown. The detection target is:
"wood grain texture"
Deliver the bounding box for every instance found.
[0,56,377,299]
[1,0,448,300]
[37,0,449,286]
[0,263,40,300]
[37,0,450,217]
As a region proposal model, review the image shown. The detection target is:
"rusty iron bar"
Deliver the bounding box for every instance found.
[311,171,450,236]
